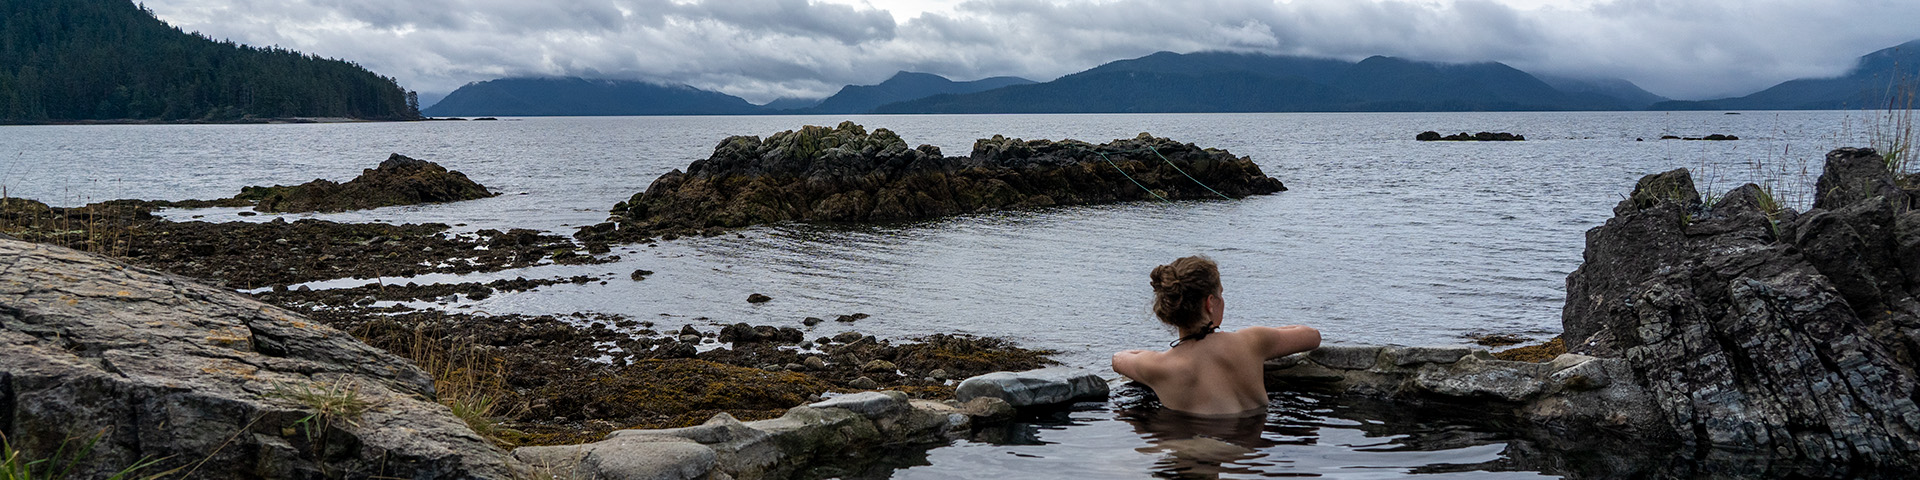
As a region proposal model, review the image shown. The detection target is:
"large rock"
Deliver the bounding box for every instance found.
[578,122,1286,242]
[954,367,1110,407]
[1560,147,1920,472]
[242,153,496,212]
[516,390,992,480]
[1264,345,1661,434]
[0,238,513,479]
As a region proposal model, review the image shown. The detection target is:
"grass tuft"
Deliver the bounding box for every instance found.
[0,430,175,480]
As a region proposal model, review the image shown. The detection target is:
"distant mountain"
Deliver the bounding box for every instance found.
[1531,75,1669,109]
[1654,40,1920,110]
[799,72,1035,114]
[875,51,1655,113]
[0,0,418,122]
[758,97,822,110]
[423,77,762,117]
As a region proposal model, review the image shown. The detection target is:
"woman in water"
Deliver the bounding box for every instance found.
[1112,256,1322,415]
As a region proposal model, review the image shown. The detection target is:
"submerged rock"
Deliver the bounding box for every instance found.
[241,153,497,212]
[0,238,513,478]
[578,122,1286,243]
[1561,147,1920,473]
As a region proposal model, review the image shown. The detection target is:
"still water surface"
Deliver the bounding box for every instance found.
[0,111,1871,478]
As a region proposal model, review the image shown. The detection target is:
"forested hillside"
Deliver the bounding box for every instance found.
[0,0,419,122]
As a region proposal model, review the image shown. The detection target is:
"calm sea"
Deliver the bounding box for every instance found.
[1,111,1872,478]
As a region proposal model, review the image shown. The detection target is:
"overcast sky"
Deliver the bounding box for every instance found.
[143,0,1920,104]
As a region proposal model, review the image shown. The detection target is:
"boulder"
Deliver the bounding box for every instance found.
[241,153,496,213]
[578,122,1286,243]
[517,390,992,480]
[0,238,513,478]
[1560,147,1920,471]
[954,367,1110,407]
[1264,345,1663,435]
[1415,131,1525,141]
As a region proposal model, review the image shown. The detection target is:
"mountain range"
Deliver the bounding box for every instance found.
[422,40,1920,117]
[1653,39,1920,110]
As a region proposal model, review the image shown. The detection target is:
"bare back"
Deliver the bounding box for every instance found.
[1113,325,1321,415]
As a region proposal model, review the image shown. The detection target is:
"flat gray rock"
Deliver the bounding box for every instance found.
[955,367,1108,407]
[0,238,512,479]
[515,437,715,480]
[1307,345,1382,370]
[1389,345,1474,365]
[809,391,907,418]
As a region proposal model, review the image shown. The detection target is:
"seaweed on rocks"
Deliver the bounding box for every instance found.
[0,201,608,288]
[239,153,497,213]
[577,121,1286,243]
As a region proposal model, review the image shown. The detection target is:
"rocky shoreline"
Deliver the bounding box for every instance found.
[577,122,1286,243]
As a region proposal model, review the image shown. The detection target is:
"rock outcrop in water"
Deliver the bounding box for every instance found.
[1416,131,1525,141]
[0,237,513,478]
[1561,147,1920,474]
[577,122,1286,243]
[237,153,496,213]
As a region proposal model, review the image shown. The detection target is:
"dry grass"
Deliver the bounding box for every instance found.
[349,321,518,447]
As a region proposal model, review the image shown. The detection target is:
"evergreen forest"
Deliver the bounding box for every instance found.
[0,0,419,122]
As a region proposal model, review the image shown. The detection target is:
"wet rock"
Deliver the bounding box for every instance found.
[719,323,803,344]
[929,369,949,380]
[1415,131,1524,141]
[832,331,864,344]
[0,238,513,478]
[241,153,497,213]
[578,122,1286,243]
[1306,345,1381,370]
[954,367,1109,407]
[804,356,828,371]
[802,317,824,326]
[747,293,772,303]
[835,313,870,323]
[630,269,654,281]
[849,376,879,389]
[1559,147,1920,470]
[862,359,898,373]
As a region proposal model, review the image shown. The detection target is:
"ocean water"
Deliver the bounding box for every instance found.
[0,111,1873,477]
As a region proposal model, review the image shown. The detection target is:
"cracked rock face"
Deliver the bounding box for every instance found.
[1562,148,1920,472]
[0,238,513,479]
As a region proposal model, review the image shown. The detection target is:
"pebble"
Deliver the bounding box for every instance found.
[862,360,897,373]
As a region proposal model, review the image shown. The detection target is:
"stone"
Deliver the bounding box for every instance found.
[808,391,907,418]
[803,356,828,371]
[849,376,879,389]
[1306,345,1382,370]
[747,293,772,303]
[513,437,714,480]
[575,122,1286,243]
[928,369,949,380]
[1413,356,1551,402]
[1558,148,1920,469]
[0,238,513,479]
[630,269,654,281]
[862,359,898,373]
[241,153,497,213]
[802,317,823,326]
[832,331,863,344]
[1388,345,1474,365]
[954,367,1110,407]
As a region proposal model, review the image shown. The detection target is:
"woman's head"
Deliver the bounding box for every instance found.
[1150,256,1222,332]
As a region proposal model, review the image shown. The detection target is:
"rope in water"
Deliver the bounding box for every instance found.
[1147,146,1232,200]
[1081,145,1233,202]
[1090,149,1171,203]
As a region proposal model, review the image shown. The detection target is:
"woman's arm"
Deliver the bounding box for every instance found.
[1112,349,1156,381]
[1244,325,1321,360]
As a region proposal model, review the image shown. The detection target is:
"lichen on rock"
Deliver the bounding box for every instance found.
[240,153,497,213]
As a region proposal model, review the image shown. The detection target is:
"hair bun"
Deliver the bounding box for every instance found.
[1148,256,1220,331]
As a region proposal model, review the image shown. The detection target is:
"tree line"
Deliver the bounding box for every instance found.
[0,0,419,122]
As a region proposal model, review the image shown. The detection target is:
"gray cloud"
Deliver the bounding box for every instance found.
[145,0,1920,103]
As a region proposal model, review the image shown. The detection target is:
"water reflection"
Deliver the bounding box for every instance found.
[1117,407,1300,478]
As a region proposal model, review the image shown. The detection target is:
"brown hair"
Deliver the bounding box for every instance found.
[1150,256,1221,331]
